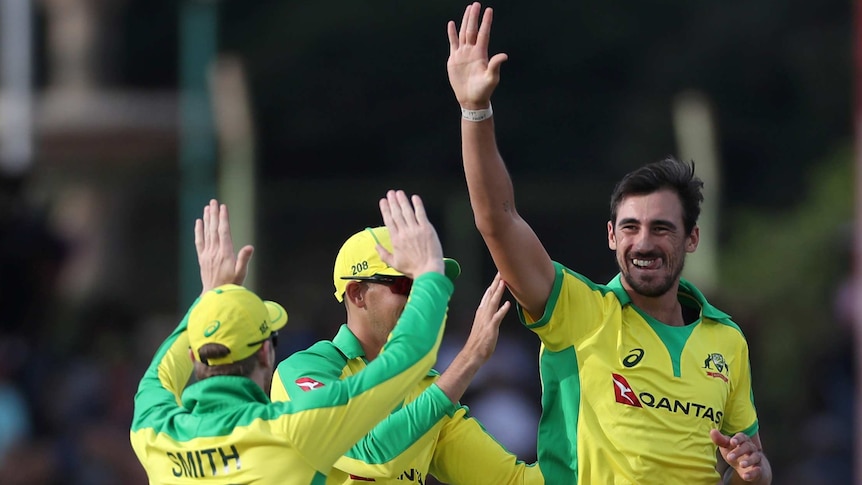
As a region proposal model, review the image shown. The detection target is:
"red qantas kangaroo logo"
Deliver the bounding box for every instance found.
[295,377,325,391]
[612,373,642,407]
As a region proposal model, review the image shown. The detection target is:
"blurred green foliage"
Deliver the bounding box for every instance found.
[719,145,852,467]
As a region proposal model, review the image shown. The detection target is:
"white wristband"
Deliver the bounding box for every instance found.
[461,103,493,122]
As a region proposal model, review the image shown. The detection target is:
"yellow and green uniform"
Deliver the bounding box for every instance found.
[272,326,543,485]
[130,272,453,485]
[524,263,758,484]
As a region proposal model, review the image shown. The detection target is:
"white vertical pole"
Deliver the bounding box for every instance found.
[673,90,720,294]
[211,55,256,290]
[0,0,34,176]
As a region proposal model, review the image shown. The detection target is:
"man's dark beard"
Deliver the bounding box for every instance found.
[620,257,685,298]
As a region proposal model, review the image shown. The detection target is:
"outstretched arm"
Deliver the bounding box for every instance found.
[436,272,510,401]
[711,430,772,484]
[447,3,555,319]
[275,273,511,479]
[132,199,252,460]
[278,191,452,473]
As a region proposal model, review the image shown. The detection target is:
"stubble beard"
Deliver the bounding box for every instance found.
[619,253,685,298]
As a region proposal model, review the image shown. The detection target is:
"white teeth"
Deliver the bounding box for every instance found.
[633,259,653,267]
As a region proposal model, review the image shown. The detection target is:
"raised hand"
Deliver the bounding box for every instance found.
[446,2,509,109]
[434,273,511,403]
[194,199,254,295]
[377,190,444,280]
[710,429,766,482]
[462,272,511,364]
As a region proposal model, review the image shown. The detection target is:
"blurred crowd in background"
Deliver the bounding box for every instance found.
[0,0,856,483]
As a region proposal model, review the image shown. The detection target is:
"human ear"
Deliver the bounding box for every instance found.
[345,281,368,308]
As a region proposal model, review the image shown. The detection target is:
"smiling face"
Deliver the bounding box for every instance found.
[608,189,699,298]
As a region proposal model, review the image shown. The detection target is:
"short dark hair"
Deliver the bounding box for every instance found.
[194,343,259,380]
[609,156,704,234]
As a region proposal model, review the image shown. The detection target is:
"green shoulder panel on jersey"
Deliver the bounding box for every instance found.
[535,345,580,484]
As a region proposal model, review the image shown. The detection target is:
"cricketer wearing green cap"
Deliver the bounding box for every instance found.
[131,193,455,484]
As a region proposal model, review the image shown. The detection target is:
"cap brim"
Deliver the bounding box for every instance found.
[339,258,459,282]
[265,301,289,332]
[443,258,461,282]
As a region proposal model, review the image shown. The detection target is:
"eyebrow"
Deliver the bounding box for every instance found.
[617,217,679,230]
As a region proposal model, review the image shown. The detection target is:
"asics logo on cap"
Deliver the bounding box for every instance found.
[203,321,221,337]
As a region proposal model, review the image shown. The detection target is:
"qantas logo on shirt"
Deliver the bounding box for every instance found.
[611,372,724,424]
[612,373,642,407]
[295,377,325,391]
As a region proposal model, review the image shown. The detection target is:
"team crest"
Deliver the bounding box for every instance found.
[703,353,728,382]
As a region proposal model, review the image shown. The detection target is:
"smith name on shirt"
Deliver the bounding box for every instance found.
[167,445,241,478]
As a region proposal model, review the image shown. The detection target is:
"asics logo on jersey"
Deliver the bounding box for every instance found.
[295,377,325,391]
[622,348,645,367]
[612,373,642,407]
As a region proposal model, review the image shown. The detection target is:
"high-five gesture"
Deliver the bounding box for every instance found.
[377,190,445,279]
[447,2,508,109]
[194,199,254,294]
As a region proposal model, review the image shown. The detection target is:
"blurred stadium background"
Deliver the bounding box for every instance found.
[0,0,854,483]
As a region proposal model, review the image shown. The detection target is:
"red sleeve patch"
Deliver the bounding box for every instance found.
[295,377,325,392]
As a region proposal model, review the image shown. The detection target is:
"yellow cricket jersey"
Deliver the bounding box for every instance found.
[523,263,759,485]
[271,325,543,485]
[130,272,453,485]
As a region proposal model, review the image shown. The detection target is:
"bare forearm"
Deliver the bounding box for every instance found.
[435,351,484,403]
[461,118,517,233]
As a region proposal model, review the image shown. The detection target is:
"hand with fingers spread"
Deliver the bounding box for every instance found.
[436,273,511,403]
[462,272,511,364]
[376,190,445,279]
[710,429,770,483]
[447,2,508,110]
[194,199,254,295]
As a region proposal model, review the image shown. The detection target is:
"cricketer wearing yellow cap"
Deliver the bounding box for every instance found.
[131,192,456,484]
[271,226,543,485]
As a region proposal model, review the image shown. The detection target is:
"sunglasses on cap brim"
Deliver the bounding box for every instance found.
[342,275,413,296]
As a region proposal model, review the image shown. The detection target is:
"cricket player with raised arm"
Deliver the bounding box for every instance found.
[130,191,455,484]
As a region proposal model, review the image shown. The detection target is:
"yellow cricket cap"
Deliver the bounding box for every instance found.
[188,284,288,366]
[332,226,460,302]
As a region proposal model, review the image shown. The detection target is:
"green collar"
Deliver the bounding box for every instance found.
[331,323,439,377]
[332,324,367,360]
[182,376,270,413]
[606,273,731,321]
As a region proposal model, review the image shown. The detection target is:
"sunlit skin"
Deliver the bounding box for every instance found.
[345,281,408,361]
[608,189,699,326]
